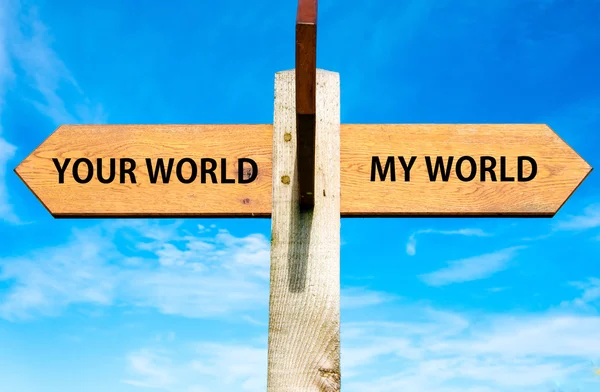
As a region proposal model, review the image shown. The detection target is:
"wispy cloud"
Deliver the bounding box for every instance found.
[419,246,524,287]
[123,349,175,389]
[561,278,600,311]
[487,287,509,293]
[191,342,266,390]
[122,301,600,392]
[554,204,600,232]
[0,220,385,322]
[519,203,600,243]
[0,0,18,223]
[0,0,105,224]
[124,343,266,391]
[9,2,105,125]
[341,287,397,309]
[342,309,600,392]
[0,225,121,320]
[406,228,490,256]
[0,138,17,223]
[0,221,270,321]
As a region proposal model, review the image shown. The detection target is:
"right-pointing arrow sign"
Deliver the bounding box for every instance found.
[340,123,592,217]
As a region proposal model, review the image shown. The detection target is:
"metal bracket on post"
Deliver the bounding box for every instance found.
[296,0,317,210]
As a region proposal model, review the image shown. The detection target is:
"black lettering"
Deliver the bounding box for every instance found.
[146,158,174,184]
[500,156,514,182]
[221,158,235,184]
[97,158,116,184]
[120,158,137,184]
[175,158,197,184]
[238,158,258,184]
[371,156,396,181]
[518,156,537,182]
[73,158,94,184]
[425,156,453,181]
[398,156,417,182]
[52,158,71,184]
[455,156,477,182]
[201,158,217,184]
[480,156,497,182]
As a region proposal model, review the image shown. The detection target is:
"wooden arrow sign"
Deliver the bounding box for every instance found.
[14,123,591,218]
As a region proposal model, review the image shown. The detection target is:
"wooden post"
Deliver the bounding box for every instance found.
[268,69,341,391]
[295,0,318,209]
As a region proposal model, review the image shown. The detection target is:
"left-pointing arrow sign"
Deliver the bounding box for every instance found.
[14,124,274,218]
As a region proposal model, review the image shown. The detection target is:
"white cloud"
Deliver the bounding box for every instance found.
[155,332,176,343]
[574,278,600,305]
[518,203,600,243]
[561,278,600,311]
[121,224,271,318]
[554,204,600,232]
[122,303,600,392]
[0,0,18,223]
[0,219,388,321]
[9,3,106,125]
[0,0,105,224]
[0,221,270,321]
[342,308,600,392]
[0,137,17,223]
[124,343,266,391]
[341,287,397,309]
[123,349,176,389]
[191,343,266,390]
[419,246,523,287]
[406,228,490,256]
[0,1,15,86]
[0,226,120,320]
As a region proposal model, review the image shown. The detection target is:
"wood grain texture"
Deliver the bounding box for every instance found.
[295,0,317,115]
[340,124,591,216]
[14,124,272,217]
[267,69,340,391]
[296,0,317,24]
[14,124,591,217]
[297,113,316,209]
[296,0,318,208]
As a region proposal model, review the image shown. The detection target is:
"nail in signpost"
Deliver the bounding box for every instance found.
[14,0,593,390]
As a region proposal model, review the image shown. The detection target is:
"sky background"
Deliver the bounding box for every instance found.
[1,0,600,391]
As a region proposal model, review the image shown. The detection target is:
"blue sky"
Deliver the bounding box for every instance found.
[1,0,600,391]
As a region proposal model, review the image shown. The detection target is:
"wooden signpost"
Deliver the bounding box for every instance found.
[14,124,591,218]
[14,0,592,390]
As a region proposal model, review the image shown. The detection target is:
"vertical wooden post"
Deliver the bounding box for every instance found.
[268,69,341,391]
[296,0,318,209]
